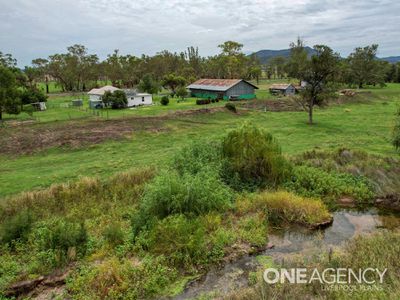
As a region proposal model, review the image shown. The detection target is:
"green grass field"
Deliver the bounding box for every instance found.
[0,82,399,198]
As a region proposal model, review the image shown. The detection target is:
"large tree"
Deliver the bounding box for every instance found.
[162,74,186,96]
[296,45,340,124]
[0,66,20,120]
[347,44,386,88]
[32,58,50,93]
[286,37,308,84]
[39,45,98,92]
[138,74,160,94]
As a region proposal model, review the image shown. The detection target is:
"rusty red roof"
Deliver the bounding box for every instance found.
[187,79,258,91]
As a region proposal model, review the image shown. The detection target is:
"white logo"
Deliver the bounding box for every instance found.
[263,268,387,285]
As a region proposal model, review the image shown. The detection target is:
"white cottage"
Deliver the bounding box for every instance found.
[124,90,153,107]
[87,86,120,108]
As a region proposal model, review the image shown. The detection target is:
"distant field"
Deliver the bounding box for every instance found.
[3,79,293,123]
[1,83,399,197]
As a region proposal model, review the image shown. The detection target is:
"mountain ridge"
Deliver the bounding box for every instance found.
[251,48,400,64]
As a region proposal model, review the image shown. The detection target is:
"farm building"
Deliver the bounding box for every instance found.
[187,79,258,100]
[269,84,296,96]
[88,86,120,108]
[87,86,153,108]
[124,90,153,107]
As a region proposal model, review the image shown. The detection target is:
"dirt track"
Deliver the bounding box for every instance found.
[0,107,226,156]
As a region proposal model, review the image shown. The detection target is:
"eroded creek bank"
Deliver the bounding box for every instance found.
[175,209,400,300]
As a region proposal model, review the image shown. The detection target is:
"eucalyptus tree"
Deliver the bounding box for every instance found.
[296,45,340,124]
[347,44,386,88]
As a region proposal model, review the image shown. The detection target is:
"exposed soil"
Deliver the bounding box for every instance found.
[238,98,303,112]
[0,107,227,156]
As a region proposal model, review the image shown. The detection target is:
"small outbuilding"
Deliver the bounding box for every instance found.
[88,86,120,108]
[124,90,153,107]
[269,84,296,96]
[31,102,47,111]
[187,79,258,100]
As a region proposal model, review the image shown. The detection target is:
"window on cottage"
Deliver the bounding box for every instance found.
[142,97,145,102]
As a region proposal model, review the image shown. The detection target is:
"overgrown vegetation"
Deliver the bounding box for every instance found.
[229,231,400,300]
[221,123,291,190]
[236,191,331,227]
[0,119,399,298]
[284,165,374,206]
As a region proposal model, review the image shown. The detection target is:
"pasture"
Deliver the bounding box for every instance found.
[0,83,399,197]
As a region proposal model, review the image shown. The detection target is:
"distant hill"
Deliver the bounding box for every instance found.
[252,48,400,64]
[379,56,400,63]
[251,46,317,64]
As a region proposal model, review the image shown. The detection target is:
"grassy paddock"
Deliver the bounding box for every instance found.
[1,84,400,197]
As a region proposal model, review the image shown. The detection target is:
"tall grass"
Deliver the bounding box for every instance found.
[237,191,332,227]
[227,231,400,300]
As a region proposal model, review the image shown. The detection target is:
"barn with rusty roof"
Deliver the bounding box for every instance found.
[187,79,258,100]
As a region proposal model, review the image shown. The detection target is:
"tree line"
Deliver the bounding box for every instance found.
[1,39,399,123]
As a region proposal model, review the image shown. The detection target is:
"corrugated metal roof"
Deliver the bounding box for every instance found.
[269,84,294,90]
[187,79,258,92]
[88,85,120,95]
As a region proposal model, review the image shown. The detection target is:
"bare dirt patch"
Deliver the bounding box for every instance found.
[239,98,303,112]
[0,107,226,156]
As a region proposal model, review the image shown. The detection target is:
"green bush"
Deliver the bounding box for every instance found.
[33,218,88,265]
[225,102,237,113]
[0,209,34,245]
[160,96,169,106]
[103,223,125,247]
[221,123,291,190]
[67,255,178,299]
[196,99,211,105]
[141,215,208,267]
[284,165,374,204]
[102,90,127,109]
[132,169,233,234]
[172,140,222,176]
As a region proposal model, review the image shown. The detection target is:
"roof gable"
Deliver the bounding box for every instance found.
[88,85,120,95]
[269,83,295,90]
[187,79,258,92]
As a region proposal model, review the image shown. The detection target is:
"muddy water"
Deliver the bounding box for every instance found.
[174,209,400,300]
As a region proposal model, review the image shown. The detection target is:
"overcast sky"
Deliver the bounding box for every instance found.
[1,0,399,66]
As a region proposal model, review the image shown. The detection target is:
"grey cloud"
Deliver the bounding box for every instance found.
[0,0,399,66]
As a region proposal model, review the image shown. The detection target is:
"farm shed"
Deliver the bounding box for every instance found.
[187,79,258,100]
[269,84,296,96]
[88,86,120,108]
[31,102,47,111]
[124,90,153,107]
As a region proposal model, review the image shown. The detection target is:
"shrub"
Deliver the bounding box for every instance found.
[103,223,125,247]
[67,256,178,299]
[176,86,188,101]
[221,123,291,190]
[132,169,233,234]
[0,209,34,245]
[225,102,237,113]
[172,140,222,176]
[160,96,169,106]
[33,218,88,265]
[284,165,374,205]
[142,215,208,267]
[102,90,127,109]
[196,99,211,105]
[237,191,331,227]
[237,213,268,246]
[22,104,35,116]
